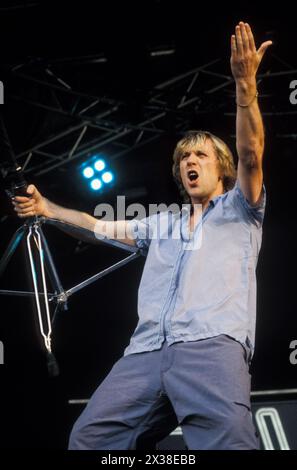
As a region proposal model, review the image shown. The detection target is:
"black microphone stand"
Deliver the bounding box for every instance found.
[0,115,141,377]
[0,216,141,377]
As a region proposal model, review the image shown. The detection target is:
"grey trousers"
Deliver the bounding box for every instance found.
[69,335,259,450]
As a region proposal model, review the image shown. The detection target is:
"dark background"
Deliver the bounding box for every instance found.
[0,0,296,449]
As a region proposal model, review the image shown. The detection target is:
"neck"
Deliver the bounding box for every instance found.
[190,185,224,212]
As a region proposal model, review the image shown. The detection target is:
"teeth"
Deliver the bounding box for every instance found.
[188,170,198,181]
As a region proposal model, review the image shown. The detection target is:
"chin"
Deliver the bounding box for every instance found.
[188,188,202,199]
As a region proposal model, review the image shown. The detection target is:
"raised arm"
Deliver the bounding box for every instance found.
[12,184,136,247]
[230,21,272,205]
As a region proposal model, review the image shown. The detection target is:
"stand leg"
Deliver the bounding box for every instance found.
[39,227,66,303]
[0,225,25,277]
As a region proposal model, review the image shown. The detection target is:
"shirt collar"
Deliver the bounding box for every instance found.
[209,191,225,206]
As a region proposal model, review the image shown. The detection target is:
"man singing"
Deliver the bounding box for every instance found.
[13,22,271,449]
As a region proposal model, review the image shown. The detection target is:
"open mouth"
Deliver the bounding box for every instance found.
[187,170,199,181]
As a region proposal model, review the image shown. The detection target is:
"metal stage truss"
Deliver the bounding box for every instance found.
[1,52,296,179]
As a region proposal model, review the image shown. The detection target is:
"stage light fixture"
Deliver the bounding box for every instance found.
[102,171,114,183]
[82,166,94,178]
[80,155,114,192]
[90,178,102,190]
[94,159,106,172]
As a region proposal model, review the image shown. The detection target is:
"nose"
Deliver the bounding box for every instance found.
[186,153,198,166]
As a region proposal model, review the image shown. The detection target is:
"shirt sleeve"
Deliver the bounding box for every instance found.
[127,214,157,255]
[231,178,266,227]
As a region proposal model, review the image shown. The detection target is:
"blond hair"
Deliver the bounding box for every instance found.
[172,130,237,202]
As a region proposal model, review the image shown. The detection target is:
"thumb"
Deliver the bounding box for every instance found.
[26,184,40,197]
[257,40,273,60]
[26,184,35,195]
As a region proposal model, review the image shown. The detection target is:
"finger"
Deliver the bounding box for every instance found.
[18,211,35,218]
[13,200,35,208]
[257,40,273,60]
[14,195,31,203]
[239,21,249,52]
[231,35,237,55]
[235,25,243,57]
[245,23,256,52]
[14,206,35,214]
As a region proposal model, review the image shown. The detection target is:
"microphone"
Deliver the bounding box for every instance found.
[4,166,29,198]
[0,113,30,198]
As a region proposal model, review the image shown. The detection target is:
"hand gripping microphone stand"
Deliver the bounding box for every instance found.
[0,115,141,377]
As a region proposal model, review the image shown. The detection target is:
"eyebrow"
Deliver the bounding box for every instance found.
[182,150,208,157]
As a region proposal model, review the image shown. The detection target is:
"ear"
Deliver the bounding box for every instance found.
[218,169,224,181]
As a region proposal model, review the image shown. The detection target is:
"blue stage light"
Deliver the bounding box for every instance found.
[94,159,106,172]
[82,166,94,178]
[90,178,102,190]
[102,171,114,183]
[80,155,114,192]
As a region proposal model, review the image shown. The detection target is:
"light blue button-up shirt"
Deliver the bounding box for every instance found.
[124,179,266,356]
